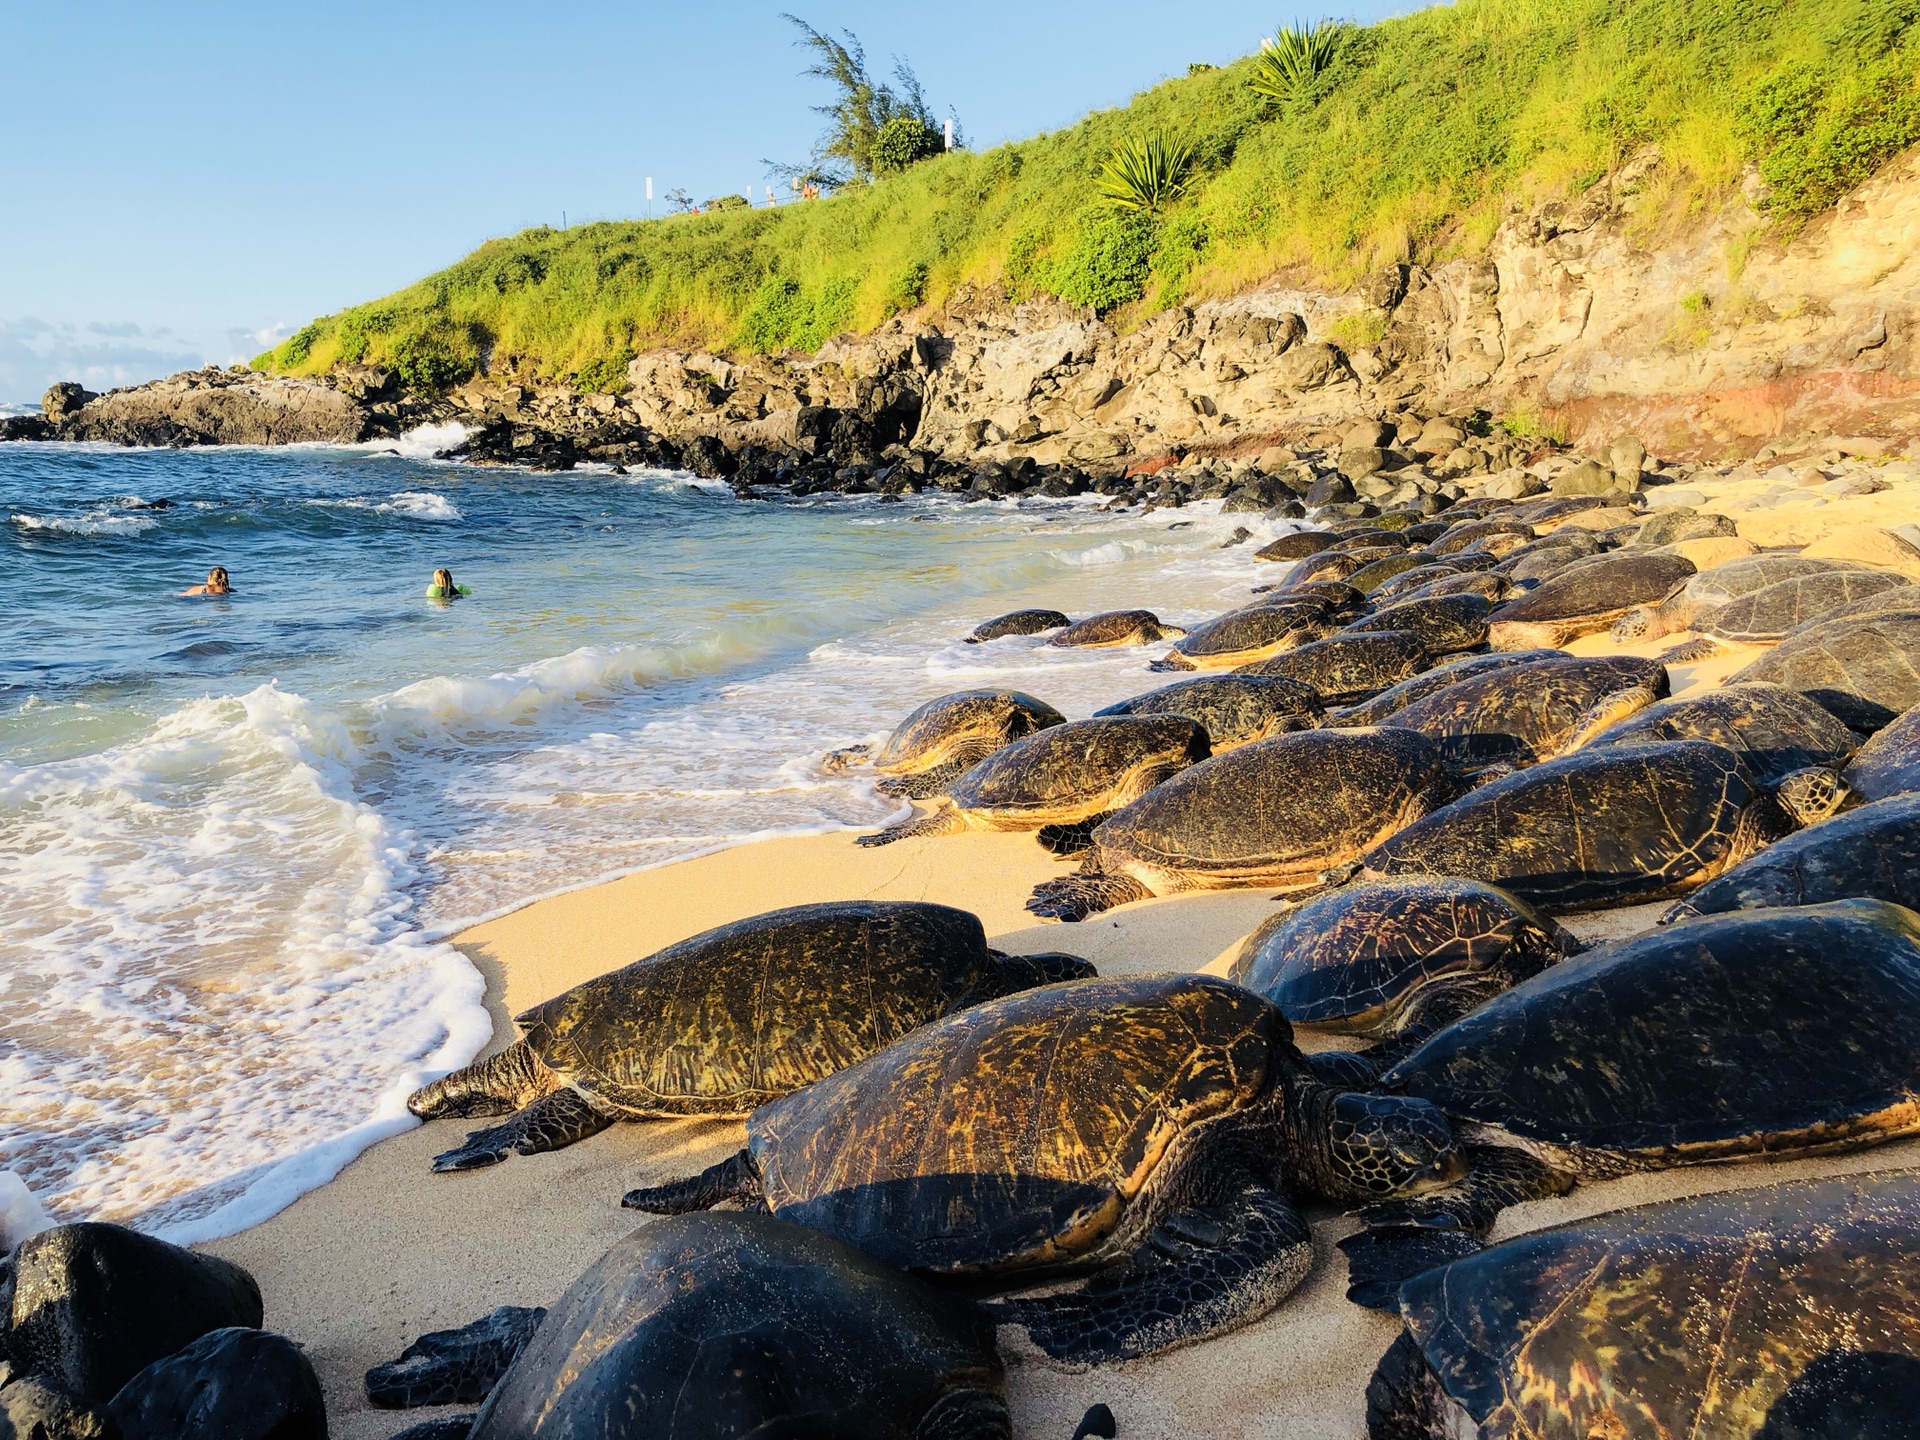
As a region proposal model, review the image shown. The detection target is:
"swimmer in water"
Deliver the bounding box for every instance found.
[180,566,233,596]
[426,567,470,600]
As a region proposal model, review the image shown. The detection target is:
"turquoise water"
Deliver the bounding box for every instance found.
[0,432,1273,1242]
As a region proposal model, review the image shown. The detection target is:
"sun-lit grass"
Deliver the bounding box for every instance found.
[259,0,1920,388]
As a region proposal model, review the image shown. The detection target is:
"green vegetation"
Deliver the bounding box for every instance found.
[777,15,952,187]
[1249,21,1343,108]
[258,0,1920,387]
[1096,132,1197,213]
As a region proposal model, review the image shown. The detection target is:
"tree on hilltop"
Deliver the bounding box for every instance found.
[768,15,959,189]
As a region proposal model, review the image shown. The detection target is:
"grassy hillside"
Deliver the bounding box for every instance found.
[260,0,1920,390]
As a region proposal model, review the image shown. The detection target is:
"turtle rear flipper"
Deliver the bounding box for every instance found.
[365,1304,547,1408]
[1658,636,1722,665]
[986,949,1099,994]
[820,742,871,773]
[1147,652,1198,673]
[622,1148,763,1213]
[1026,872,1151,922]
[1565,684,1662,751]
[856,803,968,847]
[430,1088,613,1173]
[1036,814,1110,857]
[408,1039,559,1121]
[911,1388,1013,1440]
[989,1184,1312,1366]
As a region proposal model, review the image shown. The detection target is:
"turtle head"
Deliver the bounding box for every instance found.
[1775,767,1850,828]
[1610,606,1656,642]
[1316,1093,1461,1203]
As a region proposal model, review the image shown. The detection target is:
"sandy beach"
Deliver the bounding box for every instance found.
[203,593,1920,1439]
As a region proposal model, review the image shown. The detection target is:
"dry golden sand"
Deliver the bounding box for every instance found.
[202,508,1920,1439]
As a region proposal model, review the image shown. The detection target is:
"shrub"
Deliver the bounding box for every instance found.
[1049,209,1159,313]
[703,194,751,212]
[575,347,636,393]
[872,115,944,175]
[737,274,859,351]
[388,321,479,391]
[1737,60,1920,215]
[279,323,321,369]
[1153,212,1211,304]
[1326,311,1389,350]
[888,260,932,310]
[1096,132,1197,213]
[1250,21,1341,107]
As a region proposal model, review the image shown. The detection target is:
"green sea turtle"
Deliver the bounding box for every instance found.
[823,689,1067,798]
[1025,727,1457,920]
[1612,555,1876,641]
[856,714,1208,847]
[1378,654,1668,768]
[1730,610,1920,730]
[1428,519,1534,556]
[1329,739,1846,912]
[1147,600,1334,672]
[1330,528,1409,551]
[405,900,1095,1171]
[623,974,1460,1365]
[1235,630,1431,702]
[1697,569,1910,643]
[1370,564,1464,601]
[1340,593,1493,656]
[1228,878,1579,1040]
[1847,703,1920,801]
[1663,792,1920,920]
[1586,680,1859,786]
[1095,673,1326,749]
[965,608,1070,643]
[1487,552,1695,648]
[1331,650,1567,727]
[1347,553,1435,594]
[468,1213,1011,1440]
[1380,571,1512,607]
[1784,585,1920,636]
[1365,1170,1920,1440]
[1255,531,1334,562]
[1250,579,1367,614]
[1342,901,1920,1310]
[1045,609,1186,648]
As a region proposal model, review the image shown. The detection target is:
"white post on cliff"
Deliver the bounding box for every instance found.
[646,176,654,219]
[944,117,954,151]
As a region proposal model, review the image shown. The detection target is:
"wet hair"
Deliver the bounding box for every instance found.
[206,567,230,590]
[432,567,457,597]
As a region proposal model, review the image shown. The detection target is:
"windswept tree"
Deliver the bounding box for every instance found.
[771,15,957,187]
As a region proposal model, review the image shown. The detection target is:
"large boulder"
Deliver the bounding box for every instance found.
[108,1328,324,1440]
[0,1376,117,1439]
[7,1225,262,1407]
[41,383,96,423]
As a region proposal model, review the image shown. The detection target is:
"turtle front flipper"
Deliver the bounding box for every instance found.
[1035,814,1110,857]
[984,949,1099,994]
[430,1088,614,1173]
[408,1039,560,1120]
[989,1183,1312,1366]
[1146,651,1198,673]
[910,1388,1013,1440]
[622,1147,763,1213]
[1026,872,1151,922]
[364,1304,547,1408]
[856,802,968,847]
[1336,1145,1574,1310]
[876,760,968,800]
[1564,683,1662,751]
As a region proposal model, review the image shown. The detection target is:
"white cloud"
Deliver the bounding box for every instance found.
[0,317,213,406]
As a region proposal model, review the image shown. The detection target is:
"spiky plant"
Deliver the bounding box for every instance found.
[1250,20,1340,106]
[1096,132,1197,214]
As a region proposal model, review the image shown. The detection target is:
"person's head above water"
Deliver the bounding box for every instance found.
[427,567,467,600]
[180,566,232,597]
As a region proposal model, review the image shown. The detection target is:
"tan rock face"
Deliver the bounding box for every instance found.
[60,370,372,447]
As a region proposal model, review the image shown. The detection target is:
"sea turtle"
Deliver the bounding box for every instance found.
[823,689,1067,798]
[1348,553,1435,594]
[1612,555,1876,641]
[966,608,1070,643]
[622,974,1461,1366]
[1370,564,1464,602]
[1730,610,1920,730]
[1228,878,1579,1040]
[1044,609,1186,648]
[1255,531,1334,562]
[1365,1170,1920,1440]
[405,900,1095,1171]
[1377,654,1668,768]
[856,714,1208,847]
[1428,519,1535,556]
[1250,579,1368,614]
[1328,739,1846,912]
[1331,650,1567,727]
[1784,585,1920,636]
[1847,702,1920,801]
[1094,673,1326,749]
[468,1212,1011,1440]
[1330,528,1408,551]
[1379,571,1512,607]
[1585,680,1859,786]
[1147,600,1334,672]
[1235,630,1431,702]
[1341,901,1920,1308]
[1696,569,1910,643]
[1339,593,1492,656]
[1025,727,1456,921]
[1487,552,1695,649]
[1663,792,1920,921]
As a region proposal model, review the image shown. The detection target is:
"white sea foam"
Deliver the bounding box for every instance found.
[11,511,160,537]
[0,1172,53,1250]
[385,490,463,521]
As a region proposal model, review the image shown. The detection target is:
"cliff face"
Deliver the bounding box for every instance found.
[20,148,1920,473]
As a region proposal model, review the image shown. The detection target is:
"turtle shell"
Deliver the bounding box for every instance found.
[1229,878,1570,1037]
[1376,1170,1920,1440]
[1331,650,1567,727]
[516,901,1005,1115]
[1698,570,1910,642]
[1286,548,1401,587]
[1256,579,1366,614]
[1235,630,1430,701]
[1350,739,1763,911]
[1730,611,1920,730]
[871,690,1066,772]
[1255,532,1334,563]
[1095,674,1326,749]
[1488,553,1695,647]
[1341,593,1492,655]
[1382,654,1668,767]
[1348,554,1433,594]
[1163,602,1330,665]
[1045,610,1171,647]
[947,714,1209,821]
[471,1212,1002,1440]
[1664,792,1920,921]
[1370,564,1464,602]
[1331,529,1407,551]
[1687,554,1876,611]
[1587,681,1857,786]
[743,973,1287,1272]
[1384,900,1920,1165]
[1088,727,1449,890]
[1381,571,1512,607]
[1847,702,1920,801]
[1784,586,1920,636]
[966,609,1069,643]
[1429,520,1535,556]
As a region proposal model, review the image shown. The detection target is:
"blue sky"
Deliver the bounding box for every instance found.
[0,1,1381,404]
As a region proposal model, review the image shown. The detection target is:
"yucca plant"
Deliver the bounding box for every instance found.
[1096,132,1198,213]
[1250,20,1340,106]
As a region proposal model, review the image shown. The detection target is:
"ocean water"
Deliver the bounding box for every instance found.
[0,432,1287,1244]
